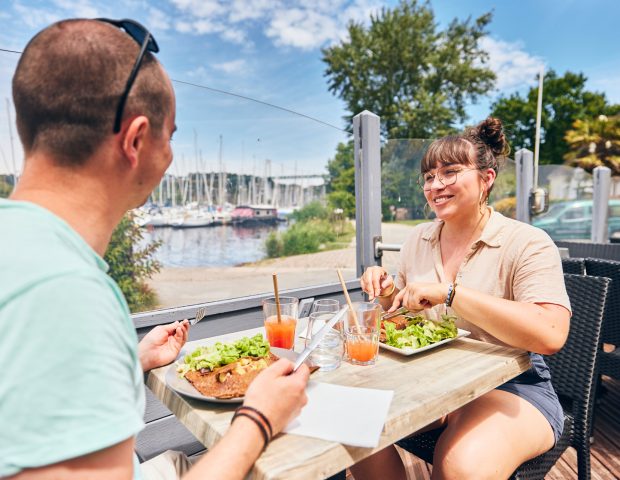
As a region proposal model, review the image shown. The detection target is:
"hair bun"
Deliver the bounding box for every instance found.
[475,117,508,156]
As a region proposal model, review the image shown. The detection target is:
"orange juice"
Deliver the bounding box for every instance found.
[347,340,378,363]
[264,315,296,349]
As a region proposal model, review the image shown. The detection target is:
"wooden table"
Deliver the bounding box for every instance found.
[147,325,530,480]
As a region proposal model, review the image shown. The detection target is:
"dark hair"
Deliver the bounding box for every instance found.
[12,19,172,166]
[420,117,510,197]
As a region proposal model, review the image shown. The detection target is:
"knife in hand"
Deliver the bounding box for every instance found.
[293,307,348,372]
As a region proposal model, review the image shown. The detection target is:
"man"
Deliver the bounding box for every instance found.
[0,18,309,480]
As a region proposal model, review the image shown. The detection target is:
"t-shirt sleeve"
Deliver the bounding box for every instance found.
[1,273,144,475]
[512,229,572,313]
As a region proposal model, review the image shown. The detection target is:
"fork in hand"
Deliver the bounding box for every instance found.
[189,307,206,326]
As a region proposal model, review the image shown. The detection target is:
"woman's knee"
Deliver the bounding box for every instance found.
[434,442,502,480]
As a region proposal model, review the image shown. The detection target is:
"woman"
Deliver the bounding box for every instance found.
[354,117,571,480]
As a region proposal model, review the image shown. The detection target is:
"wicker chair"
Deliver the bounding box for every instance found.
[562,257,585,275]
[397,274,610,480]
[585,258,620,380]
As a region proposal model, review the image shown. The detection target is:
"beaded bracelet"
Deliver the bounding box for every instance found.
[445,283,457,307]
[236,405,273,439]
[231,412,269,450]
[377,282,396,298]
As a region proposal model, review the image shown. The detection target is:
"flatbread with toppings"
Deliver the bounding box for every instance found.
[184,353,279,399]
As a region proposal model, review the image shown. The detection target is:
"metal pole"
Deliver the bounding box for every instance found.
[353,110,382,277]
[515,148,534,223]
[591,166,611,243]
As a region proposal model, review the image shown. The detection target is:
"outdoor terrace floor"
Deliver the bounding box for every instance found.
[356,376,620,480]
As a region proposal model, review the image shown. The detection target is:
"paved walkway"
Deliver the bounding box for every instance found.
[148,222,415,309]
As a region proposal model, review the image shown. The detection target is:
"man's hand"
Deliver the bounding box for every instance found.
[388,282,449,313]
[138,320,189,372]
[243,359,310,435]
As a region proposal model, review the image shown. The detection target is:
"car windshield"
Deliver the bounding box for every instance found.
[534,203,568,220]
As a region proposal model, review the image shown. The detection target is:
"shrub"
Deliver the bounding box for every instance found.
[292,201,330,222]
[493,197,517,219]
[265,232,283,258]
[104,213,161,312]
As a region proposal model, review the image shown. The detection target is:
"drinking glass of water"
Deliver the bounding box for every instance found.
[310,298,340,314]
[304,311,344,371]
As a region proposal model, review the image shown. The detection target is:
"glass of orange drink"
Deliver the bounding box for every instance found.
[344,302,380,365]
[262,296,298,350]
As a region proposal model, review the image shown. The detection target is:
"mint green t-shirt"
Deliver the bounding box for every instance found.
[0,199,145,477]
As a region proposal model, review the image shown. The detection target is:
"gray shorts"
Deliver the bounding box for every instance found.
[496,353,564,444]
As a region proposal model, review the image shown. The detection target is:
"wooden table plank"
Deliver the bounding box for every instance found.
[148,325,530,480]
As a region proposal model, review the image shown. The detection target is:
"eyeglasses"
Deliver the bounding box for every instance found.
[417,166,480,191]
[96,18,160,133]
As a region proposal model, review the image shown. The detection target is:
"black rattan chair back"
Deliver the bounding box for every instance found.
[561,257,585,275]
[585,258,620,380]
[397,274,610,480]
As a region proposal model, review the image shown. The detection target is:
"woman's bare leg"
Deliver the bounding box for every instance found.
[349,417,447,480]
[349,445,407,480]
[432,390,555,480]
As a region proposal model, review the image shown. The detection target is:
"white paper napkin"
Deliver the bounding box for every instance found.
[284,381,394,448]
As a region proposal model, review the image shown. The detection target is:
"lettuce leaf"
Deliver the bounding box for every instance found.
[177,333,270,376]
[383,314,457,350]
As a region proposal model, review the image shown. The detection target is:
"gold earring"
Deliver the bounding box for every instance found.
[424,202,432,218]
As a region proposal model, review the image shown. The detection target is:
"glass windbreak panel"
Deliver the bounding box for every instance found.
[380,139,432,272]
[0,52,21,195]
[135,81,352,311]
[490,158,517,219]
[531,165,594,241]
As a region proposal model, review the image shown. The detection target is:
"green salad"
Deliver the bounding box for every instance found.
[383,314,458,350]
[177,333,270,376]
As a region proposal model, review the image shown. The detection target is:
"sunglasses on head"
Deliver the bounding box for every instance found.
[96,18,160,133]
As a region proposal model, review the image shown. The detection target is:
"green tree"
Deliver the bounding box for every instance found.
[326,141,356,218]
[322,0,496,138]
[491,70,620,164]
[104,213,162,312]
[564,115,620,175]
[0,176,13,198]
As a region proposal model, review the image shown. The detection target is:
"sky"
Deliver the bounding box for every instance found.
[1,0,619,177]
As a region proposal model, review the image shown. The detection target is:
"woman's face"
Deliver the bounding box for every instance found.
[422,161,495,221]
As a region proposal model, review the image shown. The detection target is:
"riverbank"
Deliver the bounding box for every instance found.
[147,222,414,309]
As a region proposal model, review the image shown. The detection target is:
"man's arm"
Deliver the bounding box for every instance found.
[8,438,135,480]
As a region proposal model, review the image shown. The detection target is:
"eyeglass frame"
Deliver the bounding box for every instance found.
[96,18,160,133]
[417,165,481,191]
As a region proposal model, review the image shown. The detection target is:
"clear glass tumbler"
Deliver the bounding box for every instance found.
[262,296,298,350]
[344,302,380,366]
[304,311,344,371]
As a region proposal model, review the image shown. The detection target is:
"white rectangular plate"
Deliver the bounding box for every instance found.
[379,328,471,356]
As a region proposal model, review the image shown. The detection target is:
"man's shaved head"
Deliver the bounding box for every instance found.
[12,19,172,166]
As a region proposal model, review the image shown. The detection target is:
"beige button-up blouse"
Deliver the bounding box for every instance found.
[395,209,571,347]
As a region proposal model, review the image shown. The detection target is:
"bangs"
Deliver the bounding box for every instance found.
[420,136,474,173]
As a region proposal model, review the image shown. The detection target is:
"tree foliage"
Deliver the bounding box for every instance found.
[491,70,620,164]
[322,0,496,138]
[104,213,162,312]
[0,176,14,198]
[564,115,620,175]
[326,141,356,218]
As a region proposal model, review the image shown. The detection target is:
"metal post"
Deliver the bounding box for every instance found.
[515,148,534,223]
[353,111,382,277]
[592,166,611,243]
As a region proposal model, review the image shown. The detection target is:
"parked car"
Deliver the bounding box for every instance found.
[532,199,620,240]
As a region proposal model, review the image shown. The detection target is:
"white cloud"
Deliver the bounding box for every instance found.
[479,36,545,92]
[212,59,247,74]
[14,3,61,29]
[148,7,172,31]
[165,0,383,50]
[51,0,99,18]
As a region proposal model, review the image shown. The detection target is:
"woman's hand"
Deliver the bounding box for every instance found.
[388,282,449,312]
[361,266,394,301]
[243,359,310,435]
[138,320,190,372]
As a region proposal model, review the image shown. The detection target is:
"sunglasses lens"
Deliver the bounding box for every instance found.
[121,21,159,52]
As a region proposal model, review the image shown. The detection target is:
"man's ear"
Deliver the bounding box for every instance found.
[120,116,150,170]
